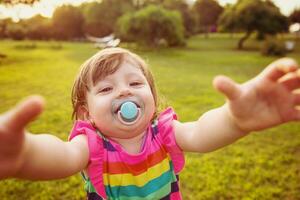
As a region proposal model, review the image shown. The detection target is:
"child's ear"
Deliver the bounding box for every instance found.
[78,105,96,127]
[77,105,90,121]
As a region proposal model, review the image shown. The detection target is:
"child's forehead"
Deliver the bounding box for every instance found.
[91,59,145,84]
[106,63,143,78]
[118,61,144,73]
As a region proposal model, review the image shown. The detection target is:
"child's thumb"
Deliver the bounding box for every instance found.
[213,75,241,101]
[3,96,44,133]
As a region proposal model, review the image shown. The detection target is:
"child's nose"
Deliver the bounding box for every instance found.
[118,86,132,98]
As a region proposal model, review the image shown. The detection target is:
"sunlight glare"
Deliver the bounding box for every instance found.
[0,0,96,22]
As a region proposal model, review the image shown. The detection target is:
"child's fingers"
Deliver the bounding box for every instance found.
[213,75,241,101]
[3,96,44,133]
[279,71,300,91]
[293,92,300,105]
[293,109,300,121]
[261,58,299,82]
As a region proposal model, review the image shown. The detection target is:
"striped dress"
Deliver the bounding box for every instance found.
[69,108,185,200]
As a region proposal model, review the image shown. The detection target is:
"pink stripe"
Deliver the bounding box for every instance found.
[69,121,107,199]
[170,191,182,200]
[157,107,185,174]
[103,132,167,164]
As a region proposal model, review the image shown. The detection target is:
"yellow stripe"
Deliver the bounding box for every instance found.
[103,157,171,187]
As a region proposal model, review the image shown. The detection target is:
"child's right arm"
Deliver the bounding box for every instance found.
[173,58,300,153]
[0,96,89,180]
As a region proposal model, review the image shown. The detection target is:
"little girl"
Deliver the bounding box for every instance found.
[0,48,299,200]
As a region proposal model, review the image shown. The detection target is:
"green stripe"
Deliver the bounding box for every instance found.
[85,180,171,200]
[106,162,176,198]
[85,179,97,193]
[116,181,171,200]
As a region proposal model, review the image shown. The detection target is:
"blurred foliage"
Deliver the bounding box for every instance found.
[162,0,197,37]
[0,0,37,4]
[218,0,288,49]
[52,5,84,40]
[80,0,134,37]
[193,0,223,36]
[261,38,287,57]
[0,18,12,38]
[21,15,52,40]
[0,0,297,50]
[5,23,26,40]
[289,8,300,23]
[116,5,185,47]
[135,0,197,37]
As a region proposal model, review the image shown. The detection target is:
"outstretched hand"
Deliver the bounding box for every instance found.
[0,96,44,178]
[213,58,300,132]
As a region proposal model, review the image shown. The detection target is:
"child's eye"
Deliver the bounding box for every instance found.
[130,82,143,87]
[99,87,112,93]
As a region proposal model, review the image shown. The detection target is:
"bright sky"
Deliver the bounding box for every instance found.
[0,0,95,21]
[0,0,300,22]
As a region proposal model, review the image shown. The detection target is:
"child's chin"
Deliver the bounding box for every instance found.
[115,119,148,134]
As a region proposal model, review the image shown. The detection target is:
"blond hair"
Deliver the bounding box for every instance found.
[71,48,158,120]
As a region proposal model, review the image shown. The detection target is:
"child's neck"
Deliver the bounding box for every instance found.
[110,131,146,154]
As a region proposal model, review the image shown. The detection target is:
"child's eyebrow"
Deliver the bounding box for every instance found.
[93,79,111,87]
[93,70,145,86]
[93,73,115,84]
[126,72,144,78]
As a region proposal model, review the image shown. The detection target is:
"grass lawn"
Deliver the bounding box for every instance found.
[0,35,300,199]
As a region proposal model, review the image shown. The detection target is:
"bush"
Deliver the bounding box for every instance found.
[116,5,185,47]
[23,15,53,40]
[14,43,37,50]
[5,23,26,40]
[25,23,53,40]
[261,39,287,56]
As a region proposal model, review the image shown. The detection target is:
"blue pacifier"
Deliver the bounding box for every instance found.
[119,101,139,123]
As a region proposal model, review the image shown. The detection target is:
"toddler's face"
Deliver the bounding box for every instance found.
[86,61,155,139]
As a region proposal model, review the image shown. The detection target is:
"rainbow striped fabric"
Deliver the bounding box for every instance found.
[69,108,185,200]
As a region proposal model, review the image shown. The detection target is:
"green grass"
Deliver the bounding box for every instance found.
[0,35,300,199]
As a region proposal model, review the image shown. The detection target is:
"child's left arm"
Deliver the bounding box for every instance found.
[174,58,300,153]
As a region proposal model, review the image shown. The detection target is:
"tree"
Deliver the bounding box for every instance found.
[116,5,185,47]
[132,0,164,9]
[21,15,52,40]
[193,0,223,37]
[0,20,5,38]
[289,9,300,23]
[218,4,236,36]
[0,0,36,4]
[219,0,288,49]
[52,5,84,40]
[81,0,134,37]
[0,18,13,38]
[0,0,38,40]
[0,0,39,59]
[162,0,197,36]
[5,23,26,40]
[80,2,113,37]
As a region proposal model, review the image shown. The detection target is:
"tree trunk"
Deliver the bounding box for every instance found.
[238,31,252,50]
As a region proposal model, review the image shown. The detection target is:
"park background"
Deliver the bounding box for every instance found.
[0,0,300,199]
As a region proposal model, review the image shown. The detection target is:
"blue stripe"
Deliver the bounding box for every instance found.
[105,163,177,198]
